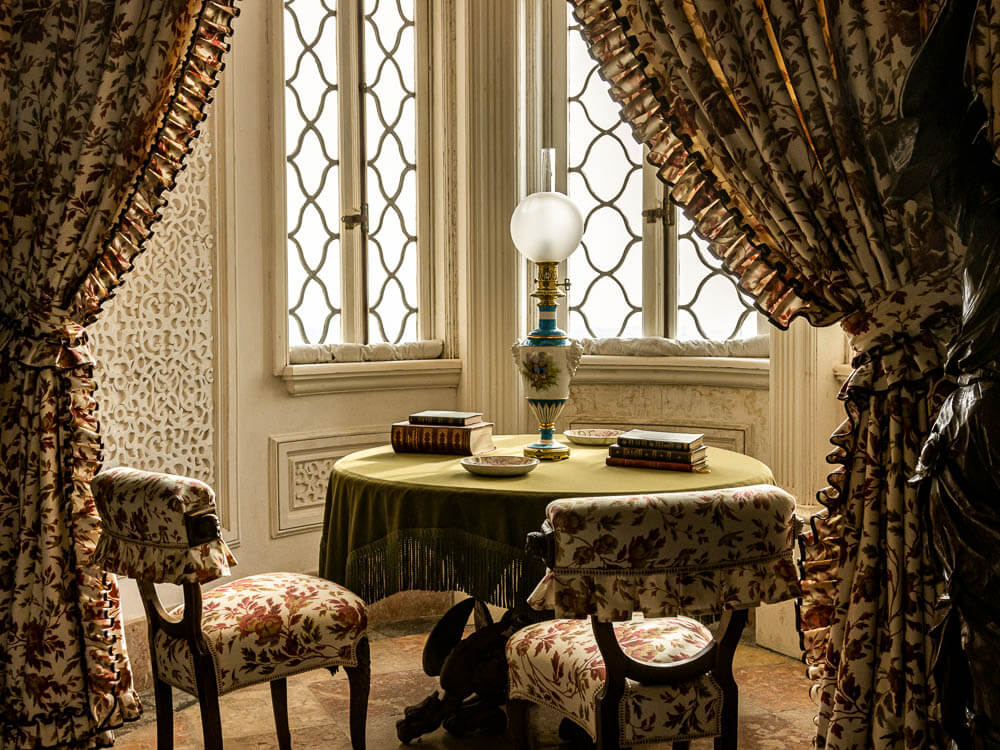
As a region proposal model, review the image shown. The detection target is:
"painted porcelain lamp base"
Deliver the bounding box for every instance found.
[511,262,583,461]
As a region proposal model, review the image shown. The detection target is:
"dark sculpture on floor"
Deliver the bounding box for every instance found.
[395,597,547,744]
[874,2,1000,747]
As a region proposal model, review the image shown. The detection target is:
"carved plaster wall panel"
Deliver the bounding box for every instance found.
[269,428,390,538]
[561,383,770,463]
[89,117,236,537]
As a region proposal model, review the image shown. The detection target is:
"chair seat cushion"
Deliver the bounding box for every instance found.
[153,572,367,695]
[507,616,722,745]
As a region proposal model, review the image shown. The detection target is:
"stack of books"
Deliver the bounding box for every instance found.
[605,429,708,472]
[391,410,496,456]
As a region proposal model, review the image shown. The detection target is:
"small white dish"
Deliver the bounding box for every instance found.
[460,455,539,477]
[564,428,622,446]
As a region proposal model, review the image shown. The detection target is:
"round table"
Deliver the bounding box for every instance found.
[318,434,773,607]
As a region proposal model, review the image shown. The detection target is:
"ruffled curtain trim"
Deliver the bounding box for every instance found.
[571,0,840,330]
[796,278,960,682]
[38,370,143,749]
[67,1,240,332]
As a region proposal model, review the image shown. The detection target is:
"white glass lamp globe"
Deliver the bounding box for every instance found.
[509,191,584,262]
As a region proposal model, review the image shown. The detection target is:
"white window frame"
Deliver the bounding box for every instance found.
[270,0,461,393]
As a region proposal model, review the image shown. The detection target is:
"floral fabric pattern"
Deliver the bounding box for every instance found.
[527,485,800,621]
[0,1,238,746]
[92,467,237,584]
[152,573,368,696]
[507,617,721,744]
[566,1,983,746]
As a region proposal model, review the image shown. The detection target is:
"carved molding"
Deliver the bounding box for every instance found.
[281,358,463,395]
[89,105,239,545]
[269,427,390,538]
[574,355,769,389]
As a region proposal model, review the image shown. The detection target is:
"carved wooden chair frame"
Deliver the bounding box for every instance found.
[136,510,371,750]
[509,523,750,750]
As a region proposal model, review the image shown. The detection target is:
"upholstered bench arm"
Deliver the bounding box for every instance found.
[526,484,802,621]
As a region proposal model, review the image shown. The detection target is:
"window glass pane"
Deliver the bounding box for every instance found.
[566,22,643,338]
[364,0,419,344]
[675,212,757,340]
[285,0,342,346]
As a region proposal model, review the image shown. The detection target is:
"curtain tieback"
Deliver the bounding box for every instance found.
[0,292,94,369]
[841,273,962,363]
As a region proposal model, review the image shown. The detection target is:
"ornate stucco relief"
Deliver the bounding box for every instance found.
[561,383,770,465]
[291,458,338,510]
[90,125,217,488]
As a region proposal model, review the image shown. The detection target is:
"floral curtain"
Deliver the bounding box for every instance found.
[568,0,999,747]
[0,1,237,747]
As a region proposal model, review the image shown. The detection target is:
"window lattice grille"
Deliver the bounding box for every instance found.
[565,19,756,341]
[363,0,419,344]
[284,0,342,346]
[675,212,756,340]
[566,21,644,339]
[284,0,420,346]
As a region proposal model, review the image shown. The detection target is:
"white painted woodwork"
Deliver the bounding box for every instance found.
[455,0,525,433]
[758,318,846,656]
[575,355,769,389]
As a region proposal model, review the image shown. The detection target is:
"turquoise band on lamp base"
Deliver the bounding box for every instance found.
[528,304,567,345]
[524,399,571,460]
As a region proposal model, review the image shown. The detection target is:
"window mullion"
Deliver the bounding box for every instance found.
[642,157,670,337]
[338,0,367,344]
[415,0,433,341]
[548,0,570,335]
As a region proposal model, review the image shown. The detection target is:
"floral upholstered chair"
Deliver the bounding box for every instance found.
[91,467,369,750]
[506,484,801,750]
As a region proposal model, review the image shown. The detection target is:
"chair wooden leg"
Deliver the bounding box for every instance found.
[154,679,174,750]
[713,688,738,750]
[345,637,370,750]
[195,660,224,750]
[270,678,292,750]
[507,698,531,750]
[712,609,747,750]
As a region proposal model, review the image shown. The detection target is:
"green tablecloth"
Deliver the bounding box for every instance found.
[319,435,774,607]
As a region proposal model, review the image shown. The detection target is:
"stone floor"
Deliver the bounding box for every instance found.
[112,618,816,749]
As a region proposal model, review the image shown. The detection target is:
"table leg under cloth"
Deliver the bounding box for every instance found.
[396,597,551,743]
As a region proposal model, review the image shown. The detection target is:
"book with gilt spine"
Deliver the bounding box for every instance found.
[391,421,496,456]
[608,444,708,464]
[605,456,709,473]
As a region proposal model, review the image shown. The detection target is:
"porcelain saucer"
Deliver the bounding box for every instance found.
[563,428,622,446]
[460,455,539,477]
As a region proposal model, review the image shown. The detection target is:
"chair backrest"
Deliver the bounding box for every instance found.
[526,483,801,621]
[92,466,237,584]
